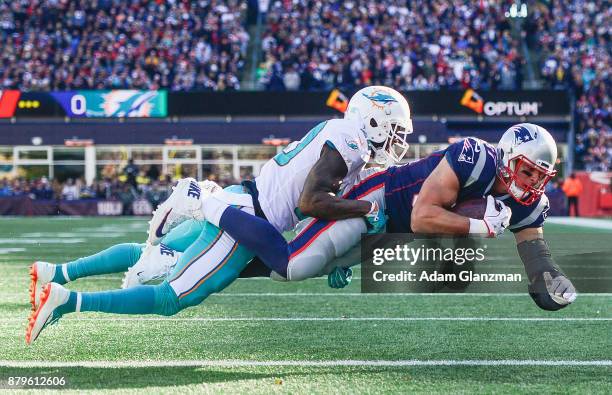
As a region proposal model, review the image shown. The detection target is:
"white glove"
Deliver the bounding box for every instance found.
[469,195,512,238]
[543,272,577,305]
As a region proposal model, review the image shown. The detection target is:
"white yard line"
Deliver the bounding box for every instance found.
[2,292,612,298]
[1,317,611,323]
[547,217,612,230]
[0,359,610,368]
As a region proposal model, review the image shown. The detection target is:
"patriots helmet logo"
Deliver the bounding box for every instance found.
[511,125,537,146]
[361,90,398,109]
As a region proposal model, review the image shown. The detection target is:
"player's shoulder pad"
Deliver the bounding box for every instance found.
[508,193,550,232]
[444,137,496,187]
[323,118,369,172]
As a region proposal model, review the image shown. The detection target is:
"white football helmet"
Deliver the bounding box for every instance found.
[344,86,413,165]
[496,123,557,205]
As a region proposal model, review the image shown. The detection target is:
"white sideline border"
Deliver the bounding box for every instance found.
[2,292,612,297]
[1,317,611,323]
[0,359,611,368]
[547,217,612,230]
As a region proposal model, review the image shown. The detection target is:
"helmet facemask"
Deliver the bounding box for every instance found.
[498,154,556,205]
[368,117,413,165]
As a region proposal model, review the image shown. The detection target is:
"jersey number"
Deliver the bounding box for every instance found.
[273,121,327,166]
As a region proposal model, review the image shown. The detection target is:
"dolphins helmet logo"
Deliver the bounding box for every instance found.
[361,89,398,109]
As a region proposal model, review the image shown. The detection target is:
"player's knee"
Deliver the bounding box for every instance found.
[287,253,327,281]
[152,281,181,316]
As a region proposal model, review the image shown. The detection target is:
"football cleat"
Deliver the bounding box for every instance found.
[29,261,56,311]
[121,243,182,288]
[198,179,222,195]
[26,283,69,345]
[147,178,208,245]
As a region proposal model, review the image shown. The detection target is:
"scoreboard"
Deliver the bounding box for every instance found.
[0,90,167,118]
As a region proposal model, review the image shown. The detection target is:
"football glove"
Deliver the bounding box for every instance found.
[469,195,511,238]
[517,238,577,311]
[328,267,353,289]
[528,271,577,311]
[364,201,386,234]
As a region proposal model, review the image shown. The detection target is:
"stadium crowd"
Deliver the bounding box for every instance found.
[0,0,608,171]
[0,0,248,91]
[0,175,175,212]
[257,0,524,92]
[526,0,611,171]
[0,161,242,212]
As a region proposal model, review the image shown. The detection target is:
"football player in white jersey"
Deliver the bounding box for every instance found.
[26,86,414,343]
[143,86,413,279]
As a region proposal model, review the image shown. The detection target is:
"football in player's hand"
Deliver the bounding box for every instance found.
[451,197,487,219]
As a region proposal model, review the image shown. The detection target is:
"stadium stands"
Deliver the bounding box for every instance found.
[0,0,249,91]
[527,0,611,171]
[257,0,523,91]
[0,0,609,174]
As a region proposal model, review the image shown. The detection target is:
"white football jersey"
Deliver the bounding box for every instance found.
[255,118,370,232]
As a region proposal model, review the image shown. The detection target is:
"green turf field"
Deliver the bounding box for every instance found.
[0,217,610,394]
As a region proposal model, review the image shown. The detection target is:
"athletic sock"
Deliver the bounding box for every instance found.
[57,283,180,316]
[53,243,143,284]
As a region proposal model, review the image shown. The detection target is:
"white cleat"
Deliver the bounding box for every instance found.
[26,283,70,345]
[198,179,222,195]
[29,261,56,311]
[122,243,182,288]
[147,178,209,245]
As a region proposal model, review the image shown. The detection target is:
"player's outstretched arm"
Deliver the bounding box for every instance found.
[515,227,577,310]
[299,145,373,220]
[411,159,470,234]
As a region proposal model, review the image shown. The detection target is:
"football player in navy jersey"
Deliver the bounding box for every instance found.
[406,124,576,311]
[219,123,576,311]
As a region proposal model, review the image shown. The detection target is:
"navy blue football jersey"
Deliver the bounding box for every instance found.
[383,137,549,233]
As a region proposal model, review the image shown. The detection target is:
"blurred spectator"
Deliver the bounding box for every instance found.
[145,181,169,210]
[61,178,79,200]
[115,182,138,215]
[562,173,583,217]
[123,159,139,189]
[0,178,12,197]
[79,177,97,199]
[146,165,160,183]
[32,177,53,200]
